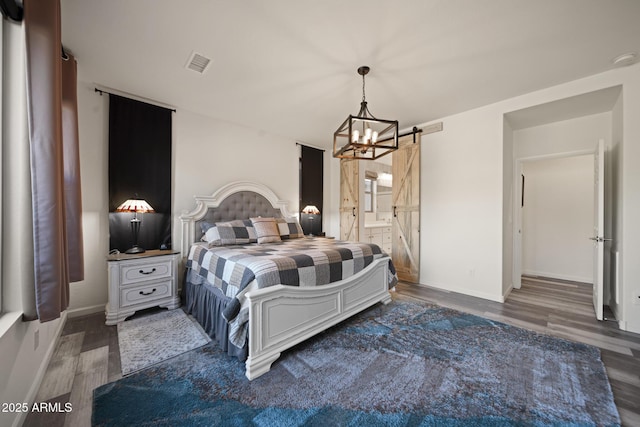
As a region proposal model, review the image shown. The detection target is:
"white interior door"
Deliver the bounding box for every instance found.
[591,139,605,320]
[513,164,524,290]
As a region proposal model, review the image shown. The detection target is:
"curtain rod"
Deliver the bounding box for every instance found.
[375,126,423,144]
[94,87,177,113]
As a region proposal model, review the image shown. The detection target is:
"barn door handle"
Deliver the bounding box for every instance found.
[352,207,356,217]
[393,206,397,217]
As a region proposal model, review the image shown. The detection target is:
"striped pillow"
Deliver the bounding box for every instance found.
[250,217,281,244]
[276,217,305,239]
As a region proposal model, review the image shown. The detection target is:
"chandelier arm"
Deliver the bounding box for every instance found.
[363,102,377,120]
[355,101,379,120]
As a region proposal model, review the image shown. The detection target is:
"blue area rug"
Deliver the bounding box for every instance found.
[93,300,620,426]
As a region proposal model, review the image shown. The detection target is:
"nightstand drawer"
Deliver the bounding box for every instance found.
[106,250,180,325]
[121,280,173,307]
[121,259,172,285]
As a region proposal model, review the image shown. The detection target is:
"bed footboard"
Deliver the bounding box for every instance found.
[245,257,391,380]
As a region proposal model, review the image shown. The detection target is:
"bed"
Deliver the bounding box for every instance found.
[180,181,396,380]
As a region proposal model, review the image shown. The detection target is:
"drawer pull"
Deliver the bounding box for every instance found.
[139,288,157,296]
[139,268,156,275]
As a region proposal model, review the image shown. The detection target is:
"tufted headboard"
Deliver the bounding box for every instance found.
[179,181,294,258]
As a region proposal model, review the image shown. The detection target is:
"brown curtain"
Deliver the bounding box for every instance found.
[62,53,84,282]
[24,0,84,321]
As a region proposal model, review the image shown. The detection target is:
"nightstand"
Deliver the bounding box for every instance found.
[105,249,180,325]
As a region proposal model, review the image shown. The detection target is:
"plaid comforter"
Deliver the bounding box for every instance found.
[186,237,397,347]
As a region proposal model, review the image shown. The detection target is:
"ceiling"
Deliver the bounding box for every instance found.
[60,0,640,148]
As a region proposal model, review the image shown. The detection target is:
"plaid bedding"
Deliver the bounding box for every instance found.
[186,237,397,347]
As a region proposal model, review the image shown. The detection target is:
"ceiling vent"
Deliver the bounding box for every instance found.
[185,51,211,74]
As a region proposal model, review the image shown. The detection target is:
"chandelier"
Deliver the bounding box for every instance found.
[333,66,399,160]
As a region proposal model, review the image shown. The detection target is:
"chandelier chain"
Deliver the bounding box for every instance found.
[362,73,366,103]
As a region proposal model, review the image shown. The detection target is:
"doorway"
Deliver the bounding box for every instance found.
[517,153,595,281]
[339,132,422,283]
[361,156,393,255]
[512,146,606,319]
[504,87,621,320]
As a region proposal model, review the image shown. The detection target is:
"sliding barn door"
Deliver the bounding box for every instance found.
[392,134,420,282]
[340,159,359,241]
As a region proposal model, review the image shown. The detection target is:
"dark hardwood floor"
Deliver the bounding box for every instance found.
[24,276,640,426]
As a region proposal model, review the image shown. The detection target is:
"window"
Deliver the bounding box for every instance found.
[1,11,33,315]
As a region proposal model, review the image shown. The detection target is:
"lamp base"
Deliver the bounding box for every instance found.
[125,246,146,254]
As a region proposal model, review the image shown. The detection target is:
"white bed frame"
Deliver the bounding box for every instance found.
[180,181,392,380]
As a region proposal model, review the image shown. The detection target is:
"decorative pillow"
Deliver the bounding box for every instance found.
[250,217,282,244]
[201,220,257,246]
[200,222,215,238]
[276,217,305,239]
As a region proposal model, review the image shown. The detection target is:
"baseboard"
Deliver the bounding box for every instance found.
[609,305,627,331]
[13,312,68,427]
[502,284,514,302]
[619,318,640,334]
[418,280,505,303]
[608,304,634,332]
[522,269,591,284]
[67,304,105,318]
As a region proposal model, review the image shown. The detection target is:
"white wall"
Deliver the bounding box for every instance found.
[0,314,64,427]
[68,81,110,314]
[514,112,611,159]
[171,109,300,249]
[521,155,594,283]
[406,63,640,333]
[420,105,505,302]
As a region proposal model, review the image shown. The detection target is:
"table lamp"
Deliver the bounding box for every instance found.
[116,197,155,254]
